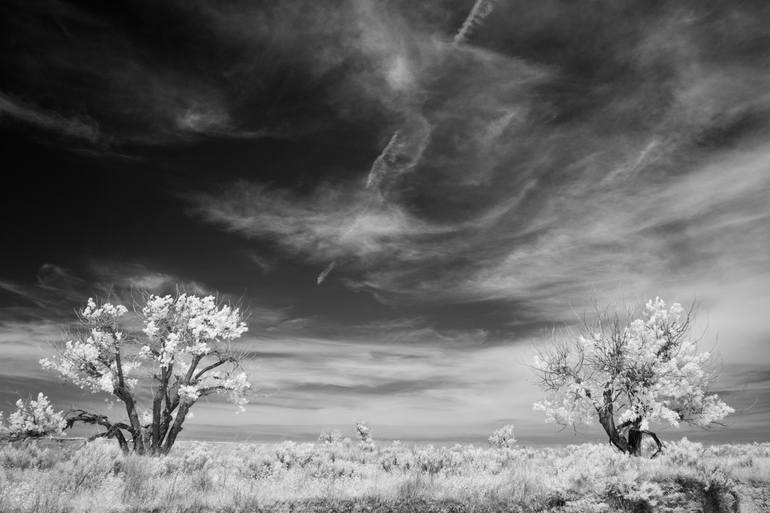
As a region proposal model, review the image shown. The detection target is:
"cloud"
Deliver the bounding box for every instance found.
[246,253,276,274]
[453,0,496,46]
[0,0,287,147]
[184,2,770,383]
[365,116,432,190]
[0,261,248,322]
[190,2,770,314]
[316,261,336,285]
[186,182,454,267]
[175,104,232,134]
[227,327,528,425]
[0,93,100,143]
[88,262,209,296]
[185,1,549,283]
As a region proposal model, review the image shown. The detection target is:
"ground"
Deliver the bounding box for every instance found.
[0,438,768,512]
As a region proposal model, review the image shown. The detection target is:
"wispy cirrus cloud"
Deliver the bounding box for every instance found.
[186,183,454,266]
[0,93,100,143]
[188,2,770,317]
[0,0,287,147]
[0,261,258,322]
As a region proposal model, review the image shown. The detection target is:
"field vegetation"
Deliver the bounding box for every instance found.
[0,437,768,513]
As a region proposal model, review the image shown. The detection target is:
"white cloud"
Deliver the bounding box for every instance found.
[0,93,100,142]
[187,183,453,266]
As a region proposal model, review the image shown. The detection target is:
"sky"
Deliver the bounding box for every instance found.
[1,0,769,445]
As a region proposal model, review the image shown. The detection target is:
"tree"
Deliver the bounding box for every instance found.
[40,292,251,455]
[0,393,66,442]
[488,424,517,448]
[354,420,376,451]
[532,297,733,456]
[318,429,343,444]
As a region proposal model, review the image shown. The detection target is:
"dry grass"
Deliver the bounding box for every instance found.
[0,437,767,512]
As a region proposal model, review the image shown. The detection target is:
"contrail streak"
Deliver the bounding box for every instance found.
[453,0,496,46]
[366,131,402,189]
[316,261,336,285]
[365,118,431,190]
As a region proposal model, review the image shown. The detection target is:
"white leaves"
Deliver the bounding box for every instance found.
[488,424,517,448]
[140,293,248,370]
[533,396,594,426]
[354,421,376,452]
[533,297,733,430]
[138,293,252,411]
[36,291,254,453]
[355,421,372,443]
[0,393,66,441]
[82,297,127,323]
[318,429,343,444]
[143,320,160,339]
[42,293,252,409]
[40,297,138,395]
[178,385,202,403]
[221,372,251,413]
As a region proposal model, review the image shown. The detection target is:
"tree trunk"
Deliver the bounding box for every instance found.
[113,351,146,455]
[598,412,632,453]
[151,367,169,453]
[114,386,145,454]
[634,429,663,458]
[597,390,632,453]
[611,418,664,458]
[113,430,129,454]
[161,402,190,454]
[65,409,131,455]
[628,427,643,456]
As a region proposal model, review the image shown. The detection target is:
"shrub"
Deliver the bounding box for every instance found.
[318,429,343,444]
[0,393,66,442]
[488,424,517,449]
[354,421,376,452]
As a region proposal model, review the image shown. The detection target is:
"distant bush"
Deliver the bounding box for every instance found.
[488,424,517,448]
[0,393,65,442]
[318,429,343,444]
[354,421,376,452]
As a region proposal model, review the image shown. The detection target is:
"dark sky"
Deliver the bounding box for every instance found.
[1,0,769,443]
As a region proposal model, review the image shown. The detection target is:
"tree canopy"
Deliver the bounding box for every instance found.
[533,298,733,455]
[40,292,251,454]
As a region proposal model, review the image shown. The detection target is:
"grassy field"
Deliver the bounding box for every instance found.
[0,437,768,512]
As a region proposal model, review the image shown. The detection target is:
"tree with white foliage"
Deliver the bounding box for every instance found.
[40,292,251,455]
[354,420,376,451]
[533,298,733,457]
[488,424,517,449]
[0,393,66,442]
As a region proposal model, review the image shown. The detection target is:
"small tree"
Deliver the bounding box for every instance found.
[354,420,376,451]
[0,393,66,442]
[40,292,251,455]
[318,429,343,444]
[533,297,733,456]
[488,424,517,448]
